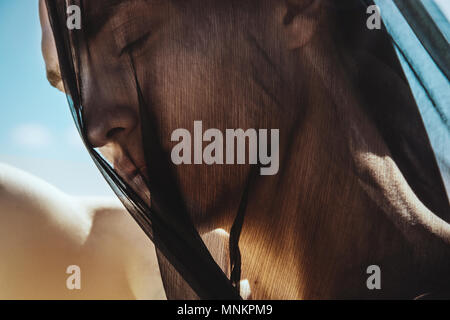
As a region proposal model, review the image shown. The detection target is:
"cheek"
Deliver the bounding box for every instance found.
[135,42,283,228]
[137,39,222,127]
[133,40,251,227]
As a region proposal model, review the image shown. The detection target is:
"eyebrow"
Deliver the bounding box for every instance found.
[83,0,129,37]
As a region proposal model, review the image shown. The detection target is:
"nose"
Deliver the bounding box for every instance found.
[80,59,139,148]
[85,107,138,148]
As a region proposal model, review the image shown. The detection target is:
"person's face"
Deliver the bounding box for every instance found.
[41,0,324,228]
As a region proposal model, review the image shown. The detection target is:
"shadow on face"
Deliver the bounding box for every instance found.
[41,0,326,229]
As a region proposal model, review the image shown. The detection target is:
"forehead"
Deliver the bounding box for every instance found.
[82,0,130,36]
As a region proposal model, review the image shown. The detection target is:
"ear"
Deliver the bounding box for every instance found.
[282,0,323,49]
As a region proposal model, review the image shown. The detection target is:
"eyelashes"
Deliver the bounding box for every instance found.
[119,31,152,57]
[111,1,172,57]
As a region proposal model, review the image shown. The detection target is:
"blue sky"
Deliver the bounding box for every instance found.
[0,1,112,196]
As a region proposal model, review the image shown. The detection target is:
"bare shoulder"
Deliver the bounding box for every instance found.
[0,163,164,299]
[0,163,92,247]
[0,164,93,298]
[0,162,139,246]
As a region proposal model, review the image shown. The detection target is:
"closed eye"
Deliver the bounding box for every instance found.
[119,31,152,57]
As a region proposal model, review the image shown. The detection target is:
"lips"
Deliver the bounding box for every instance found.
[128,171,151,203]
[127,166,147,182]
[114,161,151,202]
[114,160,147,181]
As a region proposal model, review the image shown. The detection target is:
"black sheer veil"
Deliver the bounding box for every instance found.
[44,0,450,299]
[45,0,241,299]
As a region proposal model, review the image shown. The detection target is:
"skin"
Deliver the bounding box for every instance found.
[40,0,450,299]
[0,163,166,299]
[0,163,251,299]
